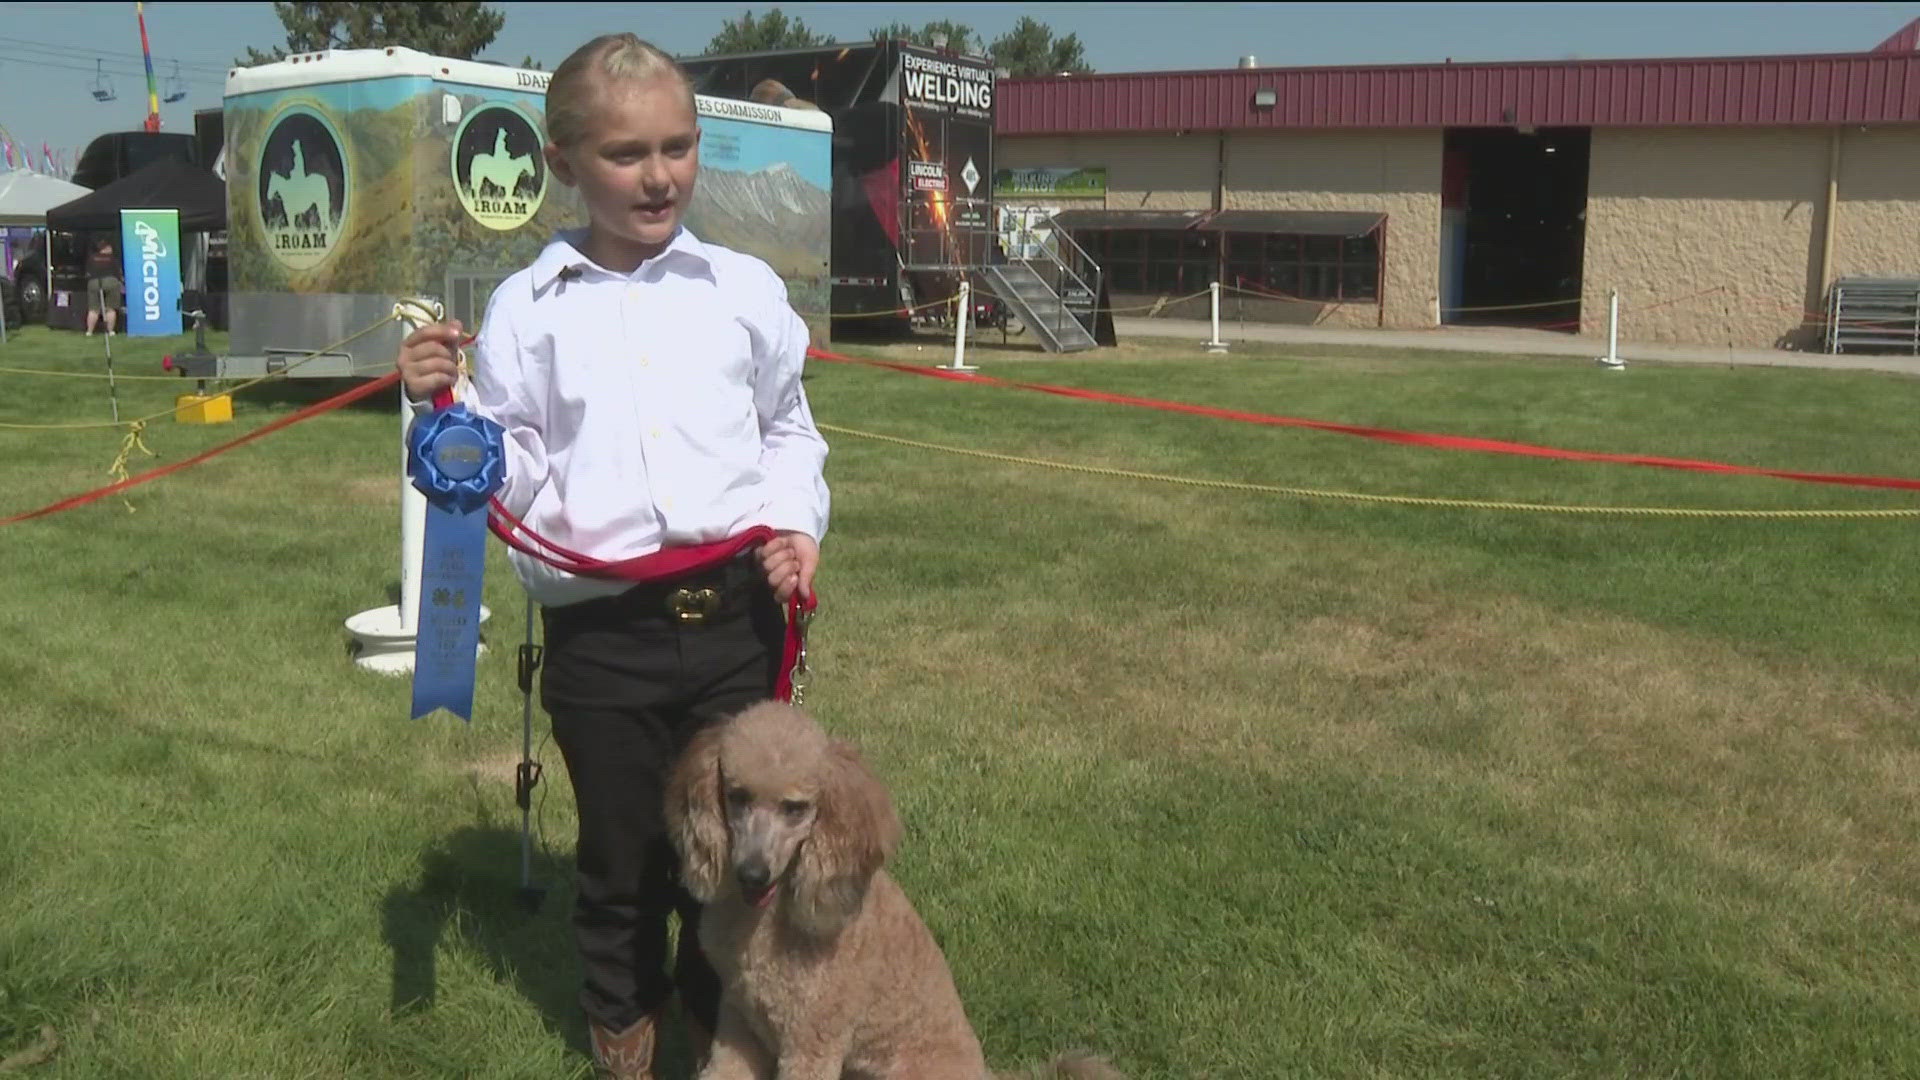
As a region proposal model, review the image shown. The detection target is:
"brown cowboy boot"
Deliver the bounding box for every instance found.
[587,1011,659,1080]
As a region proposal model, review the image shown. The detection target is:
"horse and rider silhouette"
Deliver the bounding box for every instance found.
[261,125,533,235]
[466,127,535,201]
[265,139,336,232]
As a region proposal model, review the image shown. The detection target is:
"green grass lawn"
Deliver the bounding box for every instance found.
[4,324,1920,1078]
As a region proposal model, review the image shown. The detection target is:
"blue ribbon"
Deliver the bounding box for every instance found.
[405,404,507,721]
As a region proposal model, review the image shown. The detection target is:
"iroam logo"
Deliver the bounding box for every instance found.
[135,220,167,320]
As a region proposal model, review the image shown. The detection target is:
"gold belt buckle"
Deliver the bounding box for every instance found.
[669,587,721,624]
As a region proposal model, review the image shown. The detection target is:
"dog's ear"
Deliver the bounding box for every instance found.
[789,739,901,939]
[664,722,729,903]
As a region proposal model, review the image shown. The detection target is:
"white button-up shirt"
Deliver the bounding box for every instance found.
[412,226,830,609]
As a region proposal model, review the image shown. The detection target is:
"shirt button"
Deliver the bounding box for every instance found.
[639,356,650,367]
[650,428,662,439]
[662,498,674,510]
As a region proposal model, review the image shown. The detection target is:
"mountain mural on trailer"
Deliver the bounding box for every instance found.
[685,161,829,284]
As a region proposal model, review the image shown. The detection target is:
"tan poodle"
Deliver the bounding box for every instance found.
[666,701,1125,1080]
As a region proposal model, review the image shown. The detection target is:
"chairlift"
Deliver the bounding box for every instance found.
[90,59,117,102]
[162,61,187,103]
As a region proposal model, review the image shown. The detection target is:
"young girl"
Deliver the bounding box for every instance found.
[397,33,828,1080]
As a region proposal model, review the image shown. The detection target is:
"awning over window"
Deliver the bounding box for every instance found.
[1046,208,1383,237]
[1045,209,1212,231]
[1200,210,1384,237]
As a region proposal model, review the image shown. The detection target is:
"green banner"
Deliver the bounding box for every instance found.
[993,166,1107,198]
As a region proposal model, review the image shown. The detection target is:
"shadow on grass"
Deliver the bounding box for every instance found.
[378,817,704,1075]
[381,820,581,1045]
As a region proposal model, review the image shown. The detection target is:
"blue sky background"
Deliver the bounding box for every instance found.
[1,3,1915,171]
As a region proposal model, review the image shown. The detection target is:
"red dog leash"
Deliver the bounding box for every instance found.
[430,382,818,705]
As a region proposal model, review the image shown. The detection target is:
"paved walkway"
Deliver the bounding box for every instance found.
[1112,317,1920,377]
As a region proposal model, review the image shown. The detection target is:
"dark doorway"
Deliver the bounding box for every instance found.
[1440,127,1590,330]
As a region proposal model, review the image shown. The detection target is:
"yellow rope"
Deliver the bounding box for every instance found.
[797,288,1211,322]
[0,365,193,381]
[106,420,156,513]
[818,423,1920,519]
[797,297,956,321]
[1102,289,1213,315]
[0,314,402,431]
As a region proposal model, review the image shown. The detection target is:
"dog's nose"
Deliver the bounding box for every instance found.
[737,861,771,893]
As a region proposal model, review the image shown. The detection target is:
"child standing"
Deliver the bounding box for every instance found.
[396,34,828,1080]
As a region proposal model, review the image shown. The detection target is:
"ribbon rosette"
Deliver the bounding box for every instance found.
[405,404,507,721]
[407,405,507,513]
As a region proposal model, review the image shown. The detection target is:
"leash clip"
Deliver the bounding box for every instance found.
[787,603,814,706]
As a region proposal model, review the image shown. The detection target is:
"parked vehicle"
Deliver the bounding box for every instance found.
[682,40,1000,334]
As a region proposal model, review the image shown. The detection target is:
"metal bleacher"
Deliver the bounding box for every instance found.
[1826,277,1920,356]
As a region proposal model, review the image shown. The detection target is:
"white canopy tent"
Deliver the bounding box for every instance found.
[0,169,89,226]
[0,170,88,340]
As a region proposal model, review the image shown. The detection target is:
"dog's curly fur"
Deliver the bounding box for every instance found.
[666,701,1125,1080]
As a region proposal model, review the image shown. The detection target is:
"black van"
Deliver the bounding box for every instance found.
[70,131,201,190]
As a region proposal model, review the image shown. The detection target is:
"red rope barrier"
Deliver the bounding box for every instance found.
[806,347,1920,493]
[1,372,404,527]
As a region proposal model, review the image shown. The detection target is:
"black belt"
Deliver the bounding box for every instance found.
[548,550,763,627]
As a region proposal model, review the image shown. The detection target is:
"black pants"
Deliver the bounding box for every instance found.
[539,552,786,1034]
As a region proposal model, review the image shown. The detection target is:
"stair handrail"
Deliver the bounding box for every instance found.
[1025,212,1100,341]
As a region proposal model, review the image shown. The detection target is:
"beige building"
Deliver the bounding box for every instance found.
[993,32,1920,352]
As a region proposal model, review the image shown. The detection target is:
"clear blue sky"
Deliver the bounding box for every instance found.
[1,2,1915,169]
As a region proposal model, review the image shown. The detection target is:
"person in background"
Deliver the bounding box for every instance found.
[85,236,121,336]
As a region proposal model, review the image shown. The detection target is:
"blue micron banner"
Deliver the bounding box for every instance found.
[120,208,182,336]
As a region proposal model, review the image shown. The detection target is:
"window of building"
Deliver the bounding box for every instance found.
[1074,229,1217,296]
[1069,225,1382,302]
[1227,229,1380,302]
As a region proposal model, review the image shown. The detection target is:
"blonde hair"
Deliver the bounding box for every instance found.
[545,33,697,148]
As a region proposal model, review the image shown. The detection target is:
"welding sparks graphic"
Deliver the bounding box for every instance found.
[902,107,954,263]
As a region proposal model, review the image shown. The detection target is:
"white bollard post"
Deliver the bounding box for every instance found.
[947,279,977,372]
[344,298,489,674]
[1205,281,1229,353]
[1597,288,1625,369]
[398,383,427,633]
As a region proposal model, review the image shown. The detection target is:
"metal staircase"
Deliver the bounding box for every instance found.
[975,209,1104,353]
[976,262,1097,352]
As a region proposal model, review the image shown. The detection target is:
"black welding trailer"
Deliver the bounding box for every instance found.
[683,39,1105,351]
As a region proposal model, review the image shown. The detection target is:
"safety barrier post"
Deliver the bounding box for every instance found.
[947,280,977,372]
[1205,281,1229,354]
[397,378,426,634]
[103,330,121,421]
[1597,289,1625,370]
[344,298,489,674]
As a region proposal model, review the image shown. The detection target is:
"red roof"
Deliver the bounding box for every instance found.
[998,50,1920,134]
[1874,18,1920,54]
